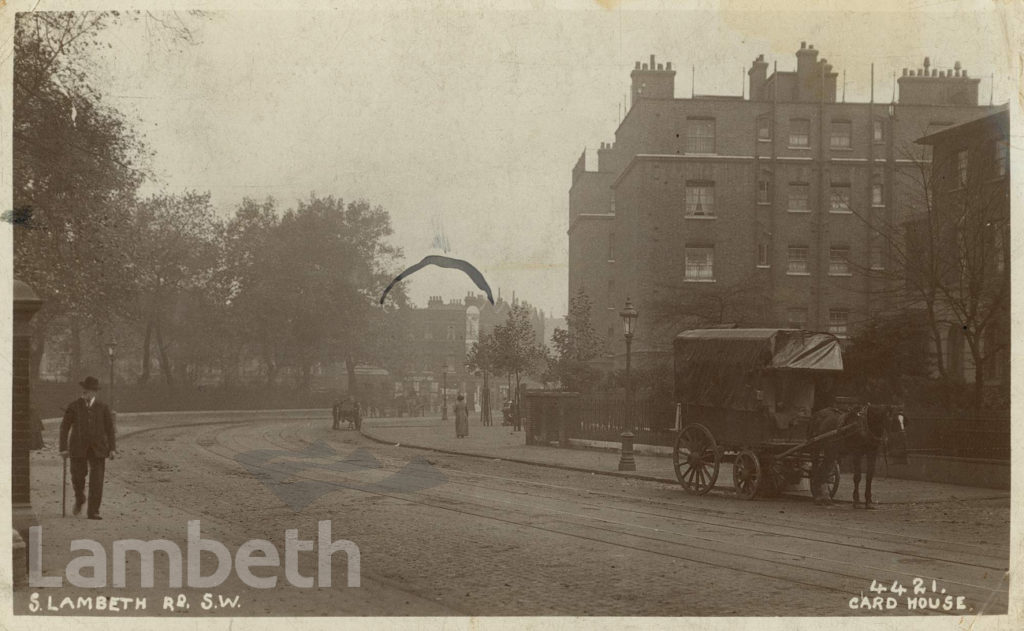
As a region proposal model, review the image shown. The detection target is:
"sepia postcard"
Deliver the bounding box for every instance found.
[2,1,1021,629]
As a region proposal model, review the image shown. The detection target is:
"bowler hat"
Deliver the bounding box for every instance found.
[78,376,101,391]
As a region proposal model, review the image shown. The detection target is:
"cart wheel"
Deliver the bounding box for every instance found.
[733,449,762,500]
[673,423,720,495]
[828,461,841,499]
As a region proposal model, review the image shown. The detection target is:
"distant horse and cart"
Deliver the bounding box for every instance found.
[332,397,362,431]
[670,328,908,507]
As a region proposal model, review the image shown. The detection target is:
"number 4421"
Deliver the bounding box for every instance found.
[870,580,909,596]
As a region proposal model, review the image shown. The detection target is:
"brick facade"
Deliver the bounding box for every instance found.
[568,44,999,366]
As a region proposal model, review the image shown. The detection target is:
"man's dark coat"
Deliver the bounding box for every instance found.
[59,398,116,457]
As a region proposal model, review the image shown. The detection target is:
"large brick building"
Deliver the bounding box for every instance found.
[386,293,546,413]
[569,42,1000,367]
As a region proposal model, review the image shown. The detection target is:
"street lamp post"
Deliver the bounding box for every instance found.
[106,341,117,409]
[441,364,448,420]
[618,298,639,472]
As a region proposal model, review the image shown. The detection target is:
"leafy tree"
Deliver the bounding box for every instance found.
[224,195,403,391]
[547,289,604,391]
[13,12,148,378]
[491,304,546,421]
[842,312,930,403]
[13,11,205,379]
[221,197,296,385]
[126,191,222,385]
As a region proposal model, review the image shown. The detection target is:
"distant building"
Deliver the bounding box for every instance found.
[386,293,545,412]
[569,43,1000,367]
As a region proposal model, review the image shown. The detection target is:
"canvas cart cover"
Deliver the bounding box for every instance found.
[673,329,842,410]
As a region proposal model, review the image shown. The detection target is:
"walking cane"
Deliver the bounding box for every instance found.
[61,456,67,517]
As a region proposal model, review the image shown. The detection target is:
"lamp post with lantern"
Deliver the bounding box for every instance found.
[106,341,117,409]
[618,298,638,471]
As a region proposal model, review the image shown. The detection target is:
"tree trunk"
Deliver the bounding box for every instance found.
[480,370,490,424]
[29,324,47,381]
[514,369,521,427]
[68,320,82,381]
[346,355,358,400]
[924,301,947,379]
[262,342,278,386]
[140,320,153,385]
[970,343,986,414]
[154,321,174,386]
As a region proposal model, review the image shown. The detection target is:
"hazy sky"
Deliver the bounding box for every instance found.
[33,2,1016,317]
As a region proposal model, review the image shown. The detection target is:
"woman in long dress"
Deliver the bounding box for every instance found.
[454,394,469,438]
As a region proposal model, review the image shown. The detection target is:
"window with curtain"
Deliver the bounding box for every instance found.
[830,121,851,148]
[787,245,809,274]
[829,246,851,275]
[686,181,716,216]
[789,118,810,147]
[685,246,714,280]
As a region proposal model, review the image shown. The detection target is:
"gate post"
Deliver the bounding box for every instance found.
[13,280,43,583]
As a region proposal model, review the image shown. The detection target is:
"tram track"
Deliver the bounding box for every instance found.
[270,418,1011,568]
[113,415,1009,615]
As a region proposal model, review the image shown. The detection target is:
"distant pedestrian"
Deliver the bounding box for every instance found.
[454,394,469,438]
[59,376,117,520]
[512,397,522,432]
[331,398,342,430]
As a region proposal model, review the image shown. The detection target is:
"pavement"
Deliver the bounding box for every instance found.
[361,416,1012,505]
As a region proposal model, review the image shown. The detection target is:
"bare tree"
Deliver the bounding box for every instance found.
[651,272,771,333]
[855,124,1009,410]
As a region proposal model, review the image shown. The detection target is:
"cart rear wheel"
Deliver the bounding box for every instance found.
[733,449,762,500]
[828,461,841,499]
[673,423,720,495]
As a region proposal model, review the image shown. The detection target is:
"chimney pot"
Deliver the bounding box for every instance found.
[902,68,908,76]
[923,56,931,68]
[962,69,967,77]
[642,63,648,70]
[801,41,806,49]
[666,61,672,70]
[650,54,655,68]
[657,63,663,70]
[635,61,641,69]
[954,61,962,70]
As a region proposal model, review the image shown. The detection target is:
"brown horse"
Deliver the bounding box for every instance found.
[808,404,908,508]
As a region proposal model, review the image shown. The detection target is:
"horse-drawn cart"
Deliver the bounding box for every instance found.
[671,328,848,500]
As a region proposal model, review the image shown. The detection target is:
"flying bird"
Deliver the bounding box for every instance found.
[380,255,494,305]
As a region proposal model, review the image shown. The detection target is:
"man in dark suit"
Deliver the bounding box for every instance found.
[59,376,117,520]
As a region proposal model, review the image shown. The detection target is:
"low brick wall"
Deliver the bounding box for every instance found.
[878,454,1010,490]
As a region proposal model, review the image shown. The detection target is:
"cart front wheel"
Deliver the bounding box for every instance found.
[673,423,720,495]
[733,449,762,500]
